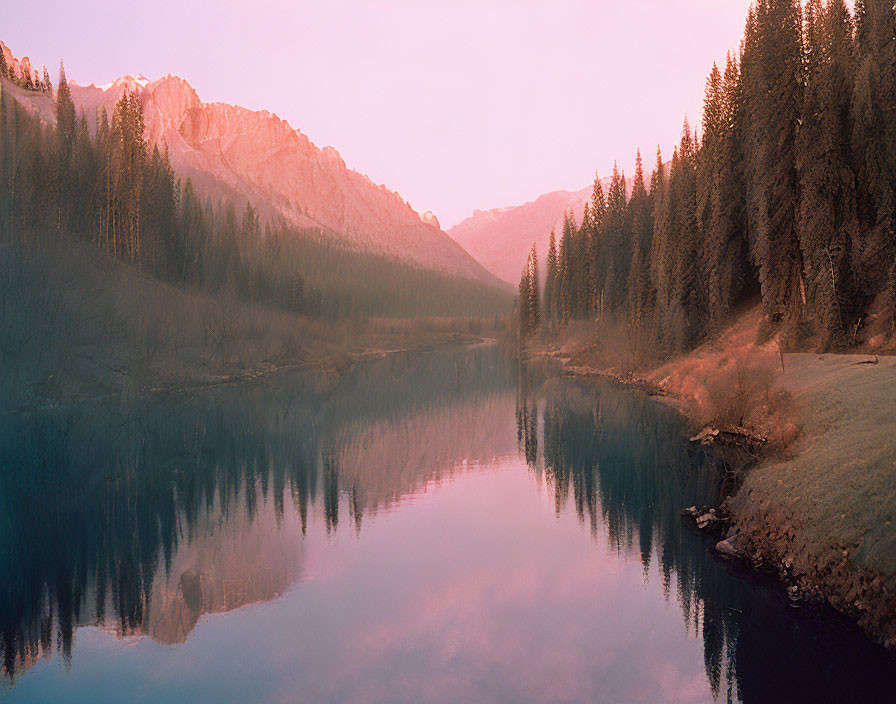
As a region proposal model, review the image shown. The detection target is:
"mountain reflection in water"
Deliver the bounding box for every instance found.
[1,346,894,703]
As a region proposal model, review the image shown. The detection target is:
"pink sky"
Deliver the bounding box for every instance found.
[5,0,753,227]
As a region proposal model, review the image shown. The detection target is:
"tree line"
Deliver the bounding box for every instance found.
[520,0,896,354]
[1,64,511,320]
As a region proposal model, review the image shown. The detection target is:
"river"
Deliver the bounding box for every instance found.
[1,345,894,702]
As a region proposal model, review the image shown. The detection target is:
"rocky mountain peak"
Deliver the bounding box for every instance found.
[0,37,504,288]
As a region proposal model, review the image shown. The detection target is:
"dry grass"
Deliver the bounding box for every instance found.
[644,306,800,453]
[541,317,665,375]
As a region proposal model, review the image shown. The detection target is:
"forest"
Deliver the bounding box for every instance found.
[519,0,896,356]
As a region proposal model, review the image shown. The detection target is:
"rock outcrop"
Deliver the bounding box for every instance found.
[421,211,440,230]
[0,41,43,86]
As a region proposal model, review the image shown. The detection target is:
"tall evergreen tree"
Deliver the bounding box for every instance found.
[56,61,76,233]
[574,203,591,318]
[517,245,541,338]
[627,150,653,331]
[518,264,532,337]
[720,52,750,314]
[588,171,607,314]
[559,210,575,323]
[669,122,703,348]
[748,0,806,327]
[852,0,896,297]
[649,148,669,320]
[528,243,541,332]
[799,0,857,348]
[602,163,629,317]
[698,63,727,330]
[546,228,559,329]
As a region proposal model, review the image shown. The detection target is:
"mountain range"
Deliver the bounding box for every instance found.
[3,40,644,291]
[0,41,505,289]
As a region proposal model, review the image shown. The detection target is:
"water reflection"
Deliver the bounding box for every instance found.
[2,347,895,702]
[0,346,515,684]
[517,371,896,703]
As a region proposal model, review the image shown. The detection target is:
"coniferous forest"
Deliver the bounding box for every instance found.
[519,0,896,354]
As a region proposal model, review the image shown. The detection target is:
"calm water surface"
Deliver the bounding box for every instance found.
[2,346,895,703]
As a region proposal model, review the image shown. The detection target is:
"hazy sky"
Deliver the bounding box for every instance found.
[5,0,754,228]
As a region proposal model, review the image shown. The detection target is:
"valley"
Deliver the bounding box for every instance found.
[3,1,896,700]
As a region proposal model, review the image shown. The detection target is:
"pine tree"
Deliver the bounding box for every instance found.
[545,228,558,330]
[719,52,750,314]
[528,243,541,332]
[852,0,896,296]
[649,148,670,340]
[748,0,806,329]
[56,61,76,234]
[627,150,653,329]
[576,203,592,318]
[739,2,764,271]
[518,261,533,337]
[602,163,629,317]
[670,121,703,348]
[698,63,726,330]
[588,172,607,314]
[559,210,575,323]
[798,0,857,348]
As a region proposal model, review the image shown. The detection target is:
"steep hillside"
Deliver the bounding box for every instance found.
[68,75,504,286]
[447,176,635,284]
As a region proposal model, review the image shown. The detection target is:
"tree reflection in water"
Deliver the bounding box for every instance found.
[0,345,514,684]
[517,370,896,703]
[3,348,895,702]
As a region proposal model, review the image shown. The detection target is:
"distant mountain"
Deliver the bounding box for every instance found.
[0,40,505,289]
[447,176,638,285]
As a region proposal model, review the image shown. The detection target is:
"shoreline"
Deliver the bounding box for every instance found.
[7,334,500,417]
[527,343,896,651]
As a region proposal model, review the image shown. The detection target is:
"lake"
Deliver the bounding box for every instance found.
[2,345,894,703]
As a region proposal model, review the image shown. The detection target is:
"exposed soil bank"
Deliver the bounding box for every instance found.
[527,313,896,649]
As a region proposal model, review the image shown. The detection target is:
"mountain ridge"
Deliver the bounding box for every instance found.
[69,73,507,287]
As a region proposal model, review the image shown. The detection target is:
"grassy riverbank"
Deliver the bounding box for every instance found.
[527,307,896,648]
[727,353,896,648]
